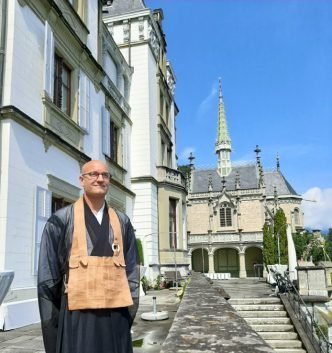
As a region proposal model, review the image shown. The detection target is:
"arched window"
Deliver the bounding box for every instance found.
[294,208,300,225]
[220,202,232,227]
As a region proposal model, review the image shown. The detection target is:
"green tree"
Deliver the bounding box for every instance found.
[136,238,144,265]
[293,230,327,263]
[263,223,276,268]
[293,232,308,260]
[274,208,288,264]
[325,228,332,261]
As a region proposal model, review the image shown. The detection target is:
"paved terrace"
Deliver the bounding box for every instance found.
[0,275,275,352]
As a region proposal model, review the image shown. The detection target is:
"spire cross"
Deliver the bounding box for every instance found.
[188,152,195,167]
[276,153,280,171]
[219,77,222,98]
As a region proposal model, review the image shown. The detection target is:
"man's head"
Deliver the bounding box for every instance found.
[80,160,110,200]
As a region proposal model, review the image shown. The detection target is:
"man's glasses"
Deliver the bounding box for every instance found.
[81,172,110,180]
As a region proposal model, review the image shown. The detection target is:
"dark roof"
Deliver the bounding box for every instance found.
[107,0,147,16]
[191,165,298,196]
[264,171,298,196]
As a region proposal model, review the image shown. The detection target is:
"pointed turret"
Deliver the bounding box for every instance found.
[215,78,232,177]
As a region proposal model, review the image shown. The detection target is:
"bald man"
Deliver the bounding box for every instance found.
[38,161,139,353]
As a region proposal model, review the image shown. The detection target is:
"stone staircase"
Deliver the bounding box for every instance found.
[229,297,306,353]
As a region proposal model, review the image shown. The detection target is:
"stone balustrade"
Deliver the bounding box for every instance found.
[157,166,186,188]
[160,272,274,353]
[188,232,263,244]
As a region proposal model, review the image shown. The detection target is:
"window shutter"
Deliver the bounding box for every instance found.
[34,187,52,274]
[102,107,110,156]
[44,21,55,97]
[79,70,90,131]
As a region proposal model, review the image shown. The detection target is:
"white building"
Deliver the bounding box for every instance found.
[103,0,189,281]
[0,0,133,329]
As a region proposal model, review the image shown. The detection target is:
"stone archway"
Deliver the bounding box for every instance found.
[245,247,263,277]
[214,248,239,277]
[192,248,209,273]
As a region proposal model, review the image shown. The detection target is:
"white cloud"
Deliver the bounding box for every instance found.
[302,187,332,230]
[178,147,195,164]
[196,82,218,119]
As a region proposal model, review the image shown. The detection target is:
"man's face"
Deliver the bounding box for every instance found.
[79,161,110,199]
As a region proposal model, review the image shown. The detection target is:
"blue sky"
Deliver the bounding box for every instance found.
[145,0,332,230]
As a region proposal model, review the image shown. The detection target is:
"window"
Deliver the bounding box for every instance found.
[169,199,177,249]
[110,121,119,163]
[34,187,52,274]
[294,208,300,225]
[160,91,164,117]
[165,102,169,126]
[104,52,118,85]
[52,196,71,213]
[54,54,71,115]
[220,202,232,227]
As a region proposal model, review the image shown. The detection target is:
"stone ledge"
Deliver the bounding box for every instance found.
[160,272,274,353]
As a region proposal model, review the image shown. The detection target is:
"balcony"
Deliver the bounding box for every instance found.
[157,166,186,189]
[188,232,263,245]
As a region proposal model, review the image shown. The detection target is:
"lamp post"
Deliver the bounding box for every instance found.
[275,223,288,265]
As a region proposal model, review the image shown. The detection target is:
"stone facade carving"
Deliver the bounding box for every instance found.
[123,20,130,43]
[148,20,160,60]
[138,16,144,40]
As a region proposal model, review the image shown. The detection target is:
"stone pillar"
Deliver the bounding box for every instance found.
[239,251,247,278]
[209,253,215,273]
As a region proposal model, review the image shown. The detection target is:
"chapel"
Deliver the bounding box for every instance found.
[186,80,304,277]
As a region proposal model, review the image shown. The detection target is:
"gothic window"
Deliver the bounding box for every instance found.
[220,202,232,227]
[294,208,300,225]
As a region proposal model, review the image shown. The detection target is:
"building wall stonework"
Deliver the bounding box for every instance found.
[187,202,210,234]
[239,198,264,232]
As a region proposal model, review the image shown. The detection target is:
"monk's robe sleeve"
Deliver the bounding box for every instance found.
[124,216,140,326]
[37,214,66,353]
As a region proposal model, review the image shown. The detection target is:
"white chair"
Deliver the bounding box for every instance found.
[0,271,14,306]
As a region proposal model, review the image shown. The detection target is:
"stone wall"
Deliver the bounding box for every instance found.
[160,273,274,353]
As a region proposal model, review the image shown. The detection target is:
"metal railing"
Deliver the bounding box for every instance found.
[273,270,332,353]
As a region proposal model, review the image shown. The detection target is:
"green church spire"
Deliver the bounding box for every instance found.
[215,78,232,176]
[217,79,231,145]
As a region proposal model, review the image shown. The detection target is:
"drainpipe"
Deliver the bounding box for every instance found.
[0,0,7,106]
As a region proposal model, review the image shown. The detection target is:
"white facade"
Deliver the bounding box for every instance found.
[0,0,133,329]
[104,2,189,281]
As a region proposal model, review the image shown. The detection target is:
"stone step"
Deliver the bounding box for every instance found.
[245,317,291,325]
[232,304,285,311]
[259,332,298,340]
[229,297,281,305]
[274,349,306,353]
[238,310,288,318]
[251,324,294,332]
[266,339,303,348]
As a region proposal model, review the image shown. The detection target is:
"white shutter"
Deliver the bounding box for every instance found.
[34,187,52,274]
[102,106,110,156]
[43,21,54,98]
[79,70,90,132]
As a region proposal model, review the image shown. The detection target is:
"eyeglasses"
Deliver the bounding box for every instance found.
[81,172,110,180]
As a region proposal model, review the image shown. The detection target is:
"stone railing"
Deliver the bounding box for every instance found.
[188,232,263,245]
[157,166,186,188]
[160,272,274,353]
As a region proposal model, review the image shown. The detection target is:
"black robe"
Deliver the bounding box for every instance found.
[38,202,139,353]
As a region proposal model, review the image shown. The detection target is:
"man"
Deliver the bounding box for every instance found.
[38,160,139,353]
